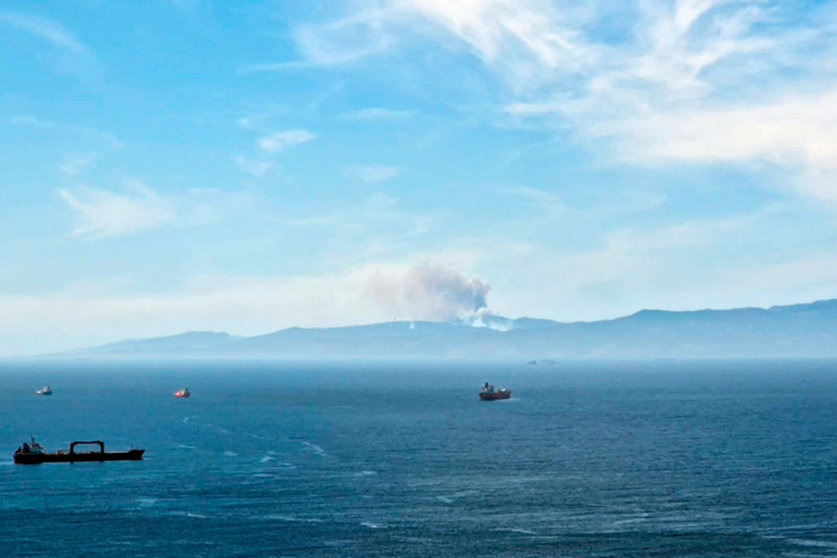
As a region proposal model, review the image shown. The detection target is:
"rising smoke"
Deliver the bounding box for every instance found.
[361,263,490,322]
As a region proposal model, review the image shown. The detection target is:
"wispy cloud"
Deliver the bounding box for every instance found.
[288,9,397,67]
[275,1,599,88]
[232,155,274,177]
[230,128,316,178]
[0,11,86,52]
[56,180,252,238]
[57,181,175,238]
[0,11,99,81]
[257,129,317,153]
[284,192,439,255]
[9,115,56,128]
[504,186,566,219]
[345,164,403,183]
[283,1,837,201]
[7,115,123,176]
[340,107,417,120]
[59,152,99,176]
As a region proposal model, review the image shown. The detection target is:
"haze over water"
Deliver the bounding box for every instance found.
[2,360,837,557]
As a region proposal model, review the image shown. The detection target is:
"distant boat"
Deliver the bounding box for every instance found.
[35,386,52,396]
[174,387,190,398]
[479,381,511,400]
[13,438,144,464]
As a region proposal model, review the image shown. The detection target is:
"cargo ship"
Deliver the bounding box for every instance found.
[479,382,511,400]
[13,438,144,464]
[174,387,190,398]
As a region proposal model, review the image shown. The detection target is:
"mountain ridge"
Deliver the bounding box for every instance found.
[54,298,837,360]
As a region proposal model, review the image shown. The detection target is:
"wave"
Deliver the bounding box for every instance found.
[169,511,208,519]
[360,522,384,529]
[265,515,324,523]
[493,527,537,535]
[789,539,837,549]
[353,470,378,477]
[301,441,328,457]
[259,455,275,463]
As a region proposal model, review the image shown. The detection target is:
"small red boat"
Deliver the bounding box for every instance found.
[479,382,511,400]
[174,387,190,398]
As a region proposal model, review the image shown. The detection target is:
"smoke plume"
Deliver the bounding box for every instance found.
[360,264,490,322]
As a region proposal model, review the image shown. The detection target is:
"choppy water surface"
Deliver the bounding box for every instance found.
[2,359,837,557]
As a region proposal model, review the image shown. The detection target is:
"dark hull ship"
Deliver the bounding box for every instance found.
[13,439,144,464]
[479,382,511,400]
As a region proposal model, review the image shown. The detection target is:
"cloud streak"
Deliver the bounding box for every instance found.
[57,181,251,238]
[0,11,86,52]
[58,182,175,238]
[0,11,100,82]
[258,129,317,153]
[340,107,417,120]
[345,164,403,183]
[283,1,837,200]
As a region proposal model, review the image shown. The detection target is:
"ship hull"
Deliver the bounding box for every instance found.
[14,449,144,465]
[479,391,511,400]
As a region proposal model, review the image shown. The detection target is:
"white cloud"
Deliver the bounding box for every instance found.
[591,87,837,169]
[345,164,403,183]
[257,129,317,153]
[340,107,417,120]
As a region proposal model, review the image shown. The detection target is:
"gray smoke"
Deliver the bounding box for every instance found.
[363,264,490,322]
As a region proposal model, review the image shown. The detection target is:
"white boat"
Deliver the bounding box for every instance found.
[35,386,52,396]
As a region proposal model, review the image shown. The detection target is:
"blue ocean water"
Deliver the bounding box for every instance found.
[2,359,837,557]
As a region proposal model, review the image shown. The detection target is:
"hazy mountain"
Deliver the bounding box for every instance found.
[59,299,837,359]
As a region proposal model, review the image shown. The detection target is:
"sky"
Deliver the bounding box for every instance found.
[3,0,837,355]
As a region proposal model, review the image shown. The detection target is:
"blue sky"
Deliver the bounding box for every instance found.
[3,0,837,355]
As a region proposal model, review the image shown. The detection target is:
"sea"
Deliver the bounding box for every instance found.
[2,359,837,557]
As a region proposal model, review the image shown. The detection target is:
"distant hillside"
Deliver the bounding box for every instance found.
[60,299,837,359]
